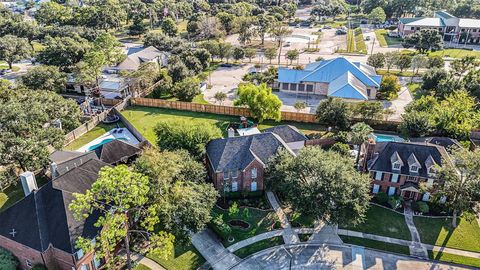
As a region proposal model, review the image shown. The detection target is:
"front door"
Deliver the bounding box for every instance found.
[403,191,415,200]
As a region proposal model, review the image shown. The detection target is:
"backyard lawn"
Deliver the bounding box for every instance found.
[414,212,480,252]
[233,236,284,258]
[429,250,480,269]
[429,49,480,58]
[121,106,326,143]
[340,235,410,256]
[374,29,403,47]
[64,122,125,151]
[0,175,49,212]
[210,205,280,247]
[339,205,411,241]
[147,243,205,270]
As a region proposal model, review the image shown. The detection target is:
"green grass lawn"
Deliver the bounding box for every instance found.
[414,212,480,252]
[64,122,125,151]
[134,264,151,270]
[210,205,280,247]
[406,82,421,93]
[340,205,411,241]
[347,29,355,53]
[0,65,20,72]
[429,49,480,58]
[354,28,367,54]
[340,235,410,255]
[0,175,49,212]
[429,250,480,268]
[147,243,205,270]
[233,236,284,258]
[376,69,420,77]
[121,106,326,144]
[374,29,403,47]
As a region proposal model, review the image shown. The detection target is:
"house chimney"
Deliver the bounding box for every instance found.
[20,171,38,196]
[228,127,235,138]
[50,162,59,179]
[363,138,377,169]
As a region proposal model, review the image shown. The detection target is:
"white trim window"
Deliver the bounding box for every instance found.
[372,184,380,193]
[410,165,419,173]
[223,170,229,180]
[393,163,401,170]
[375,171,383,181]
[251,168,257,179]
[232,181,238,192]
[388,187,396,196]
[391,174,399,183]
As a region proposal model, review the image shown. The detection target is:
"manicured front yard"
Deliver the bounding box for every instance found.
[340,235,410,256]
[429,250,480,269]
[210,205,280,247]
[374,29,403,47]
[428,49,480,59]
[414,212,480,252]
[121,106,326,143]
[233,236,284,258]
[134,264,151,270]
[340,205,411,241]
[64,122,125,151]
[147,243,205,270]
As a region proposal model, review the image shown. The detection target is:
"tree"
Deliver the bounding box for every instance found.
[37,36,90,71]
[266,147,371,226]
[161,17,178,37]
[0,35,31,69]
[399,110,434,137]
[421,68,448,94]
[129,19,148,36]
[75,51,106,87]
[367,53,385,70]
[368,7,386,24]
[264,47,277,64]
[35,2,72,25]
[216,12,235,34]
[244,48,257,62]
[143,32,183,51]
[395,54,412,72]
[330,142,351,157]
[451,56,477,76]
[0,247,17,270]
[70,165,175,270]
[316,97,351,130]
[234,83,282,122]
[269,23,292,65]
[361,0,388,14]
[351,101,385,122]
[154,120,222,158]
[134,148,218,242]
[167,56,192,83]
[236,17,257,45]
[232,47,245,61]
[21,66,67,93]
[384,51,400,72]
[436,148,480,227]
[428,55,444,69]
[92,33,124,65]
[403,29,443,53]
[0,86,81,173]
[294,101,307,112]
[214,92,227,105]
[378,74,400,100]
[257,14,274,45]
[285,49,299,65]
[410,54,428,74]
[217,42,233,62]
[349,122,373,166]
[172,77,201,102]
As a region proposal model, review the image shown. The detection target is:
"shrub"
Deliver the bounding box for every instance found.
[415,201,429,214]
[378,74,400,100]
[375,192,389,205]
[228,202,240,218]
[388,195,403,210]
[0,247,17,270]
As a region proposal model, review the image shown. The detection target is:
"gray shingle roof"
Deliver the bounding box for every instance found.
[262,125,307,143]
[206,132,294,172]
[0,159,110,254]
[51,150,99,176]
[368,142,450,178]
[93,139,142,164]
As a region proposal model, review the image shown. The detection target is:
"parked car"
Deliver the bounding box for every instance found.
[360,20,368,24]
[336,29,347,35]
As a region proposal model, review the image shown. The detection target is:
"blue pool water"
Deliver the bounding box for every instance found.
[88,137,128,151]
[373,133,404,142]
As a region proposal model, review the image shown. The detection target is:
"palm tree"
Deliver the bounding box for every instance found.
[349,122,374,168]
[269,23,292,65]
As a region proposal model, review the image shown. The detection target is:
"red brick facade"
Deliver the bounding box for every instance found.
[370,171,427,201]
[207,158,264,193]
[0,235,98,270]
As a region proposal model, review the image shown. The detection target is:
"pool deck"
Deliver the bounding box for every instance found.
[76,128,140,152]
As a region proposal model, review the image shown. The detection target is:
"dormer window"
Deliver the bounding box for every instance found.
[410,165,419,172]
[393,163,401,170]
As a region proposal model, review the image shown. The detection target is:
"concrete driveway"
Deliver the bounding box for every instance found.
[203,64,253,105]
[383,77,414,122]
[229,243,471,270]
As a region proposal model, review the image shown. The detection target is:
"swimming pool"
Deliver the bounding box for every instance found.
[87,137,128,151]
[372,133,405,142]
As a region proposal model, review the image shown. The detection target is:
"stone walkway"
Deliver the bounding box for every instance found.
[404,202,429,258]
[266,191,300,244]
[191,229,241,270]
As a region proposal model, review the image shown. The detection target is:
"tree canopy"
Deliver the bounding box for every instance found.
[20,65,67,93]
[316,97,351,130]
[234,83,282,122]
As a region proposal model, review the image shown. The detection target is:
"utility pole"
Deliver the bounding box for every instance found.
[370,37,375,55]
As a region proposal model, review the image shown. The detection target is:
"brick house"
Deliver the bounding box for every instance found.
[398,11,480,44]
[206,125,306,193]
[361,140,452,201]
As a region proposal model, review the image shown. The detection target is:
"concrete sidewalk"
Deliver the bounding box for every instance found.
[266,191,300,244]
[404,202,429,258]
[191,229,241,270]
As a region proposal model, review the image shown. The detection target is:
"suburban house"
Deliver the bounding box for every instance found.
[361,140,452,201]
[112,46,169,72]
[398,11,480,43]
[206,125,307,193]
[277,57,382,100]
[66,74,130,99]
[0,159,109,270]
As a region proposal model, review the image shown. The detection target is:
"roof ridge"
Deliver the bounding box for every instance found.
[32,190,48,251]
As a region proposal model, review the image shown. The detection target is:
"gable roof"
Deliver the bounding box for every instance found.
[328,71,369,100]
[116,46,165,71]
[51,150,99,176]
[399,17,424,24]
[93,139,142,164]
[409,137,461,150]
[262,125,307,143]
[435,11,454,20]
[206,132,294,172]
[368,142,450,178]
[278,57,380,88]
[0,159,110,254]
